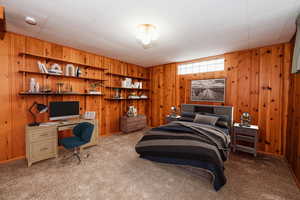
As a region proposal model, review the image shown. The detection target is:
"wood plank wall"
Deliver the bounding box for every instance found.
[149,43,292,156]
[0,32,149,162]
[286,39,300,184]
[286,73,300,184]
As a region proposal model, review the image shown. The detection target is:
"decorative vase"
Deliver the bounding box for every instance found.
[29,78,36,93]
[35,82,40,93]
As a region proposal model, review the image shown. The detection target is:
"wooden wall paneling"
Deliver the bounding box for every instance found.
[249,50,260,125]
[10,33,26,158]
[24,37,47,125]
[236,51,251,118]
[258,47,272,153]
[93,55,104,136]
[282,43,292,156]
[149,66,162,126]
[162,64,172,119]
[225,52,239,120]
[269,45,280,154]
[286,74,296,164]
[256,45,284,154]
[149,64,178,126]
[0,32,149,162]
[0,33,11,160]
[158,66,165,125]
[179,76,186,104]
[108,59,119,133]
[288,74,300,179]
[225,50,259,124]
[25,37,44,55]
[149,43,291,156]
[269,45,284,154]
[295,75,300,179]
[163,64,179,118]
[149,68,154,125]
[174,63,180,109]
[109,103,121,133]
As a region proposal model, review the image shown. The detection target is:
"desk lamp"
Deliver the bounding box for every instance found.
[28,102,48,126]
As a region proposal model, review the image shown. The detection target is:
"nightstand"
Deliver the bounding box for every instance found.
[232,123,259,157]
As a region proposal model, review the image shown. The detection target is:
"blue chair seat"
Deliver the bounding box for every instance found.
[60,136,87,149]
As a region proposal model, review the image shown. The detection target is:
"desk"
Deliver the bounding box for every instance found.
[26,119,98,167]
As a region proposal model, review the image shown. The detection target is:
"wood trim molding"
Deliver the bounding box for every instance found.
[284,158,300,190]
[177,55,224,65]
[0,156,25,164]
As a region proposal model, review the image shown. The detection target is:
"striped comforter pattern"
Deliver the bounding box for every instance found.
[135,121,230,191]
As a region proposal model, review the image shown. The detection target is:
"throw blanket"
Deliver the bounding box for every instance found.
[135,121,231,191]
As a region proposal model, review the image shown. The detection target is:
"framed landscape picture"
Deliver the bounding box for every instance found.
[191,78,225,102]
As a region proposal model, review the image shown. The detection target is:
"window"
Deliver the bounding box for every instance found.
[178,58,224,75]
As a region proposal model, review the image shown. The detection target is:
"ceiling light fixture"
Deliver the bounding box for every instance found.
[25,16,37,25]
[136,24,158,49]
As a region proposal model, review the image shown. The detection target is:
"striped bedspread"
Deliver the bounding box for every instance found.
[135,121,231,191]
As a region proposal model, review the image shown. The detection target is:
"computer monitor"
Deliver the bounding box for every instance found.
[49,101,80,120]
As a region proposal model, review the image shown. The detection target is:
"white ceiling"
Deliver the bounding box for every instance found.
[1,0,300,67]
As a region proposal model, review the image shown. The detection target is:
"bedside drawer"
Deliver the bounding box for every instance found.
[234,127,257,136]
[29,128,56,142]
[236,135,255,143]
[31,139,56,161]
[236,144,256,154]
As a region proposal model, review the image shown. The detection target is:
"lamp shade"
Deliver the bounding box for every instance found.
[136,24,158,48]
[28,102,48,126]
[36,103,48,113]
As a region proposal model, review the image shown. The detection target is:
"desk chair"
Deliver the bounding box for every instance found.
[60,122,94,163]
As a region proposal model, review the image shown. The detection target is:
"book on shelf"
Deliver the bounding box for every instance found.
[88,91,102,95]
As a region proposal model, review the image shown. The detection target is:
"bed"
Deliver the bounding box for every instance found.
[135,104,233,191]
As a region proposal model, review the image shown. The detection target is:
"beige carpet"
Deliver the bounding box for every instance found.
[0,131,299,200]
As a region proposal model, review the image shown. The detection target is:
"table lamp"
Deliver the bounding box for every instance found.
[28,102,48,126]
[170,106,179,117]
[240,112,251,127]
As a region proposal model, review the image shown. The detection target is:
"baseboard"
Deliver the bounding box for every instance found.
[0,156,25,164]
[283,158,300,190]
[257,150,284,159]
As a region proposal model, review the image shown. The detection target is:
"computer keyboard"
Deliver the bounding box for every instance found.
[39,122,59,126]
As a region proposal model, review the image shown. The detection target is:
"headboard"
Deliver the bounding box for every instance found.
[181,104,234,128]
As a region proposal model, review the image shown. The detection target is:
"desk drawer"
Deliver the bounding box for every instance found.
[31,139,56,161]
[29,128,57,142]
[58,124,76,131]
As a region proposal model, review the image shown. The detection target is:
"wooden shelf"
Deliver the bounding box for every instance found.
[105,98,149,100]
[19,52,108,70]
[19,92,105,96]
[105,86,149,90]
[105,72,149,80]
[19,70,107,82]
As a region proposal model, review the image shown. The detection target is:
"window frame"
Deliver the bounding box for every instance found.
[178,57,225,75]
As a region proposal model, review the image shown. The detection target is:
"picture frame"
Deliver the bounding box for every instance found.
[191,78,226,102]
